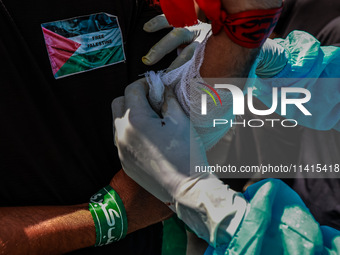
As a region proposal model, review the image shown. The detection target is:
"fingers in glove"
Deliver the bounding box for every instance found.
[161,87,188,123]
[111,96,125,145]
[143,14,171,32]
[142,28,195,66]
[111,96,126,121]
[124,78,159,118]
[167,42,198,71]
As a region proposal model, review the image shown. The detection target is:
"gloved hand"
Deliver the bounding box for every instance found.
[112,78,208,203]
[112,79,247,247]
[143,15,287,78]
[143,14,211,70]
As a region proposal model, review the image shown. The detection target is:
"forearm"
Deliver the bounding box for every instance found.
[110,170,173,234]
[0,170,171,254]
[0,204,95,255]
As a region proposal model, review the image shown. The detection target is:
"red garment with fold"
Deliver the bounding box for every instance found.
[159,0,221,27]
[196,0,221,21]
[159,0,283,48]
[159,0,198,27]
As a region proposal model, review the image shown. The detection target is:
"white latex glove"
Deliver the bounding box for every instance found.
[112,78,208,203]
[143,14,211,70]
[112,79,247,247]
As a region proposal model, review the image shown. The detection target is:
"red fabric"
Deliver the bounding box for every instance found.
[196,0,221,22]
[159,0,283,48]
[218,6,283,48]
[159,0,198,27]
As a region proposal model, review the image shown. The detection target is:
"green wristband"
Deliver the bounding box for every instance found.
[89,185,128,246]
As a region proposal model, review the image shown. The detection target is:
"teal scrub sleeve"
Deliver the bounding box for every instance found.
[250,31,340,131]
[204,179,340,255]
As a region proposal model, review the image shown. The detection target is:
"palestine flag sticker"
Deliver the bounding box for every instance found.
[41,13,126,79]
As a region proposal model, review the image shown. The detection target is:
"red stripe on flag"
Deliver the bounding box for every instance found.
[42,27,81,75]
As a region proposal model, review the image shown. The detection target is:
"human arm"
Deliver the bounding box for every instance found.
[0,204,95,254]
[200,0,282,78]
[143,0,282,77]
[143,17,288,79]
[113,80,340,255]
[113,79,247,247]
[202,0,340,132]
[0,170,172,255]
[252,31,340,131]
[142,0,284,151]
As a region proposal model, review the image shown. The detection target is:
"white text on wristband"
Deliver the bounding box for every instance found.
[89,185,128,246]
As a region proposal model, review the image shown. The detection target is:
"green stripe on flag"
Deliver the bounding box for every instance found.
[55,45,124,78]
